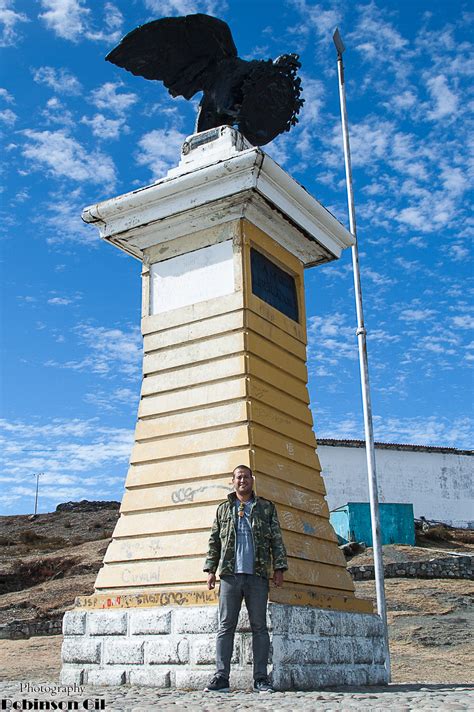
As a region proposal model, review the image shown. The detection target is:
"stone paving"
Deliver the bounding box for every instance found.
[0,681,473,711]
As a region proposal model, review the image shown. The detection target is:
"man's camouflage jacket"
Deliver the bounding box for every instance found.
[203,492,288,578]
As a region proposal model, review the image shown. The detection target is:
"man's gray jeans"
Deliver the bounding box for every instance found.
[216,573,270,681]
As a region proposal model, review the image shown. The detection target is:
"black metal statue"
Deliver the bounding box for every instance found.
[106,13,304,147]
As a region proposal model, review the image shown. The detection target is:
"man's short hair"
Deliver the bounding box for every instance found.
[232,465,253,478]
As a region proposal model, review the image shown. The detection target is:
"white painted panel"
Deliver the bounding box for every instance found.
[150,240,234,315]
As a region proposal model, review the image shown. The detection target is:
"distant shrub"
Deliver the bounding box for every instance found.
[17,530,67,551]
[0,535,14,546]
[19,531,46,544]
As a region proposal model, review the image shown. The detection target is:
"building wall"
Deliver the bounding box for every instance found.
[318,445,474,529]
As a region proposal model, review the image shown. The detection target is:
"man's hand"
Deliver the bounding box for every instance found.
[207,572,216,590]
[272,570,284,587]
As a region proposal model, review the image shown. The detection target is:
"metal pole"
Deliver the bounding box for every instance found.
[34,472,42,516]
[333,28,391,680]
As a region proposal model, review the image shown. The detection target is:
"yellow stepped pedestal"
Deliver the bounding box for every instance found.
[80,127,371,614]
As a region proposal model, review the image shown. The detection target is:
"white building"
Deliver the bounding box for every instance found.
[318,439,474,529]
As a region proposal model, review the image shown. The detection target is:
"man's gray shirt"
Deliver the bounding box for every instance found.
[234,498,255,574]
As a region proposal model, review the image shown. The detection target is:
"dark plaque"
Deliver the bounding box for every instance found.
[250,248,299,322]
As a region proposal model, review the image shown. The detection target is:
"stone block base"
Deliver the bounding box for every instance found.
[61,604,388,689]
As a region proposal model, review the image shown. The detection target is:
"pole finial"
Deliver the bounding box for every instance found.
[333,28,345,56]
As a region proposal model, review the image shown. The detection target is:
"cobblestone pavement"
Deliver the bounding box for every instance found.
[0,681,473,711]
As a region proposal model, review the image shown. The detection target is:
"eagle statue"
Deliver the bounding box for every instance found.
[106,13,304,147]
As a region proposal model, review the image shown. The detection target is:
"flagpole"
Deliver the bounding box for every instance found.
[333,27,391,681]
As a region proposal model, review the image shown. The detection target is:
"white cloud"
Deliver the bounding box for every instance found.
[0,87,14,102]
[388,90,417,113]
[440,165,465,196]
[1,417,100,439]
[368,329,399,344]
[81,113,126,140]
[0,0,28,46]
[270,76,325,172]
[47,292,81,305]
[143,0,222,15]
[394,257,420,273]
[426,74,458,121]
[85,2,123,42]
[398,308,436,322]
[307,312,358,369]
[451,244,470,262]
[41,97,75,127]
[314,411,473,449]
[327,118,394,170]
[465,341,474,361]
[46,323,142,379]
[363,268,395,287]
[38,0,90,41]
[0,417,134,511]
[17,295,37,305]
[0,107,16,125]
[32,66,82,95]
[22,129,116,187]
[288,0,340,42]
[84,386,138,412]
[40,189,99,247]
[48,297,72,305]
[90,82,137,115]
[349,2,412,83]
[395,166,469,232]
[407,236,427,249]
[390,132,430,180]
[38,0,123,43]
[452,315,474,330]
[136,128,186,179]
[396,206,426,231]
[372,415,474,449]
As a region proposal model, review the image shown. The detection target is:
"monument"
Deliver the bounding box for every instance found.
[61,15,388,690]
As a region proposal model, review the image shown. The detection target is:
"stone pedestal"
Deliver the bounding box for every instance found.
[61,604,388,689]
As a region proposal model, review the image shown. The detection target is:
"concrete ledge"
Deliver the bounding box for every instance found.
[103,640,144,665]
[62,639,101,664]
[63,611,86,636]
[59,667,84,685]
[146,638,189,664]
[130,610,171,635]
[87,669,126,686]
[129,669,171,687]
[61,603,388,689]
[89,611,127,636]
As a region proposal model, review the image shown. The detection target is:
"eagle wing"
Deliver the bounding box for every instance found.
[105,14,237,100]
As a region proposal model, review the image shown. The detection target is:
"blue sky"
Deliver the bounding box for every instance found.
[0,0,472,515]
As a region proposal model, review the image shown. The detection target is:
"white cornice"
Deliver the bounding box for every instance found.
[82,130,354,266]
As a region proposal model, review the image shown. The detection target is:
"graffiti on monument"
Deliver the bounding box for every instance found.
[76,589,219,609]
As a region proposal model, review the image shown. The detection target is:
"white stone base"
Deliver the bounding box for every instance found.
[61,604,388,690]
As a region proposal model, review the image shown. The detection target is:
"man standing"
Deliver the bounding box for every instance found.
[203,465,288,693]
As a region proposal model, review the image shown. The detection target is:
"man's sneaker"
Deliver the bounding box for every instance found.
[253,678,274,693]
[204,675,230,692]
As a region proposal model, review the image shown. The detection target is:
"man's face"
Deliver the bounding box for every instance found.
[232,467,253,497]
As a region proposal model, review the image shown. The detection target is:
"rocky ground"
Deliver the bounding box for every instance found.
[0,502,472,685]
[0,502,120,637]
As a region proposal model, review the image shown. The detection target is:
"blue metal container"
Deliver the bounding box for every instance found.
[330,502,415,546]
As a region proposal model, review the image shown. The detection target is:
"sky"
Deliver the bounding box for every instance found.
[0,0,473,515]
